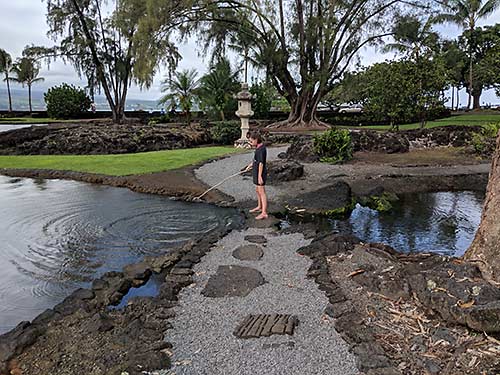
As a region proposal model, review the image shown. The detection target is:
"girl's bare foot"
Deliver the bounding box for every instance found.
[255,213,268,220]
[249,207,261,213]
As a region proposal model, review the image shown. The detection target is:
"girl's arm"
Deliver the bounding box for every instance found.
[258,162,264,185]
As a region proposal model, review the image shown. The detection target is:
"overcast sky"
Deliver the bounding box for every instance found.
[1,0,499,104]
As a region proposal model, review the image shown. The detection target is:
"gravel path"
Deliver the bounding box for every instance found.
[195,147,287,202]
[195,147,491,203]
[157,228,358,375]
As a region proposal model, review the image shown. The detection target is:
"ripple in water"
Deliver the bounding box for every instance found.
[0,176,241,334]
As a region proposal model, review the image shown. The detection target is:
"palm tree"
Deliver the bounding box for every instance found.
[199,58,240,121]
[439,0,500,109]
[383,15,440,60]
[159,69,200,124]
[0,49,13,112]
[384,16,441,128]
[9,57,44,114]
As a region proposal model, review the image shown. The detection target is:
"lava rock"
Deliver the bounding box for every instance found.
[287,180,352,214]
[267,160,304,183]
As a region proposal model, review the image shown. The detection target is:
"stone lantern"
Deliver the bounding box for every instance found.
[234,83,254,148]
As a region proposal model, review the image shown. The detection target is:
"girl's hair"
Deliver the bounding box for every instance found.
[248,130,262,143]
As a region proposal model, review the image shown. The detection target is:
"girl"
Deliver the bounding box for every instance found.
[245,131,268,220]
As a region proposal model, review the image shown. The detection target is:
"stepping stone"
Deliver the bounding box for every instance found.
[232,245,264,261]
[244,235,267,244]
[234,314,299,338]
[201,265,265,298]
[246,215,280,229]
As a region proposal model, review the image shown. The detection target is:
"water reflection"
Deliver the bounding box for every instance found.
[339,191,484,256]
[0,175,241,333]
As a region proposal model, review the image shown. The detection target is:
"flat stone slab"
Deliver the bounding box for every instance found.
[232,245,264,261]
[234,314,299,338]
[244,235,268,244]
[201,265,265,298]
[246,215,280,229]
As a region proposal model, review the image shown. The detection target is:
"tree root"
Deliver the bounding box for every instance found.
[266,118,331,131]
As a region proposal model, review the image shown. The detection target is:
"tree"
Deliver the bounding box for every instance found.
[182,0,428,129]
[383,15,447,128]
[440,0,500,109]
[466,129,500,284]
[249,79,274,119]
[360,61,416,130]
[457,24,500,109]
[9,57,44,114]
[440,40,468,110]
[383,14,440,59]
[35,0,185,123]
[332,59,446,129]
[159,69,200,124]
[198,58,240,121]
[0,49,13,112]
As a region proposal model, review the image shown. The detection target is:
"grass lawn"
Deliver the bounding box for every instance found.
[342,113,500,131]
[0,146,243,176]
[0,117,71,124]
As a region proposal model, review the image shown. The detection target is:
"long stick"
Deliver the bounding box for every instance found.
[196,170,245,200]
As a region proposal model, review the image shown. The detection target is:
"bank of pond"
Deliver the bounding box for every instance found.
[0,175,484,334]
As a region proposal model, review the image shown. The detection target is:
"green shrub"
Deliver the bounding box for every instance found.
[44,83,91,119]
[210,121,241,145]
[250,80,274,118]
[470,122,500,155]
[471,132,487,154]
[148,114,171,125]
[313,128,353,163]
[481,122,500,138]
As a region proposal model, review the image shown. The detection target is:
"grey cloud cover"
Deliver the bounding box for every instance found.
[0,0,499,103]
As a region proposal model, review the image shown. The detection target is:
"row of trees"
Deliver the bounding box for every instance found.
[159,58,239,123]
[0,49,45,113]
[328,19,500,129]
[3,0,499,126]
[158,58,275,123]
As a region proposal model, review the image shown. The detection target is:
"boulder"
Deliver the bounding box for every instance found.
[286,181,353,215]
[267,160,304,183]
[284,138,319,162]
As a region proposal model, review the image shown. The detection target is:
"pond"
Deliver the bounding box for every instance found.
[0,123,49,133]
[0,176,242,334]
[284,191,484,258]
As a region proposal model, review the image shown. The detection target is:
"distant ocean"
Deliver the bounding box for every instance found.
[0,88,162,112]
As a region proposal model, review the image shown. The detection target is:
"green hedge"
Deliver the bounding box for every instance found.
[210,121,241,145]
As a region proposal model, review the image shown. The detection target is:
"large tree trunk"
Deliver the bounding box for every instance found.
[465,129,500,284]
[473,88,482,110]
[268,90,329,130]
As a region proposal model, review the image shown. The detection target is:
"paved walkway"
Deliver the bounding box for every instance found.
[158,227,358,375]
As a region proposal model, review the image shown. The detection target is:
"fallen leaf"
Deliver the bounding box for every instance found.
[348,269,365,277]
[458,300,475,309]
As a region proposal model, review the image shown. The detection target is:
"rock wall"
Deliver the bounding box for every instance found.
[284,126,484,162]
[0,122,212,155]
